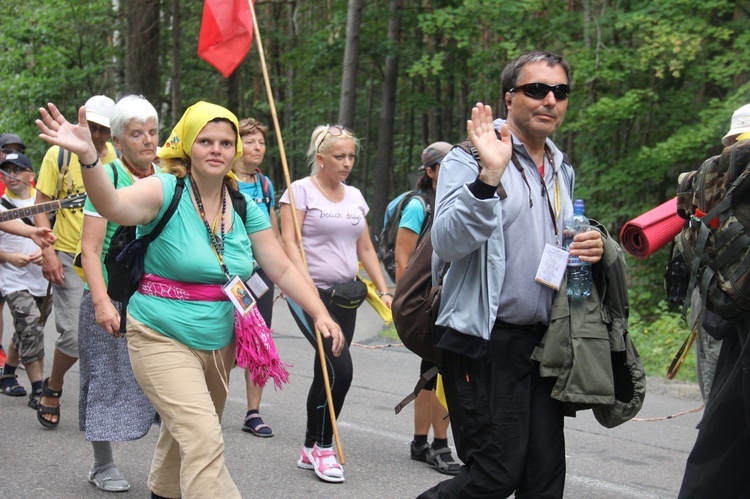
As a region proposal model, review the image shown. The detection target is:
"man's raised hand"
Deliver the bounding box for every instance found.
[467,103,512,186]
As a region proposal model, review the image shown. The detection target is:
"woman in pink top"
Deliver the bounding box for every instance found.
[280,125,392,483]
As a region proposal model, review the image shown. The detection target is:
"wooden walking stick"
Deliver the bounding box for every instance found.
[247,0,345,464]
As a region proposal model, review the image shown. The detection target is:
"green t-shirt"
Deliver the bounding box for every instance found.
[81,159,138,289]
[128,174,271,350]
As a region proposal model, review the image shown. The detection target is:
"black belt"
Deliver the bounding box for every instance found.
[494,320,548,335]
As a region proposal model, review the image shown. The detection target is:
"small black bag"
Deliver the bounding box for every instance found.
[321,279,368,309]
[104,178,185,333]
[105,225,138,302]
[105,178,185,302]
[664,249,691,305]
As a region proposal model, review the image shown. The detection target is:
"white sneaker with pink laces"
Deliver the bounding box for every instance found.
[310,444,345,483]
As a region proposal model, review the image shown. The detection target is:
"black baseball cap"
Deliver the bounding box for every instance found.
[0,152,33,171]
[0,133,26,152]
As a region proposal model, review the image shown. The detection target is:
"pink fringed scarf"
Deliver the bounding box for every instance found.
[138,273,290,389]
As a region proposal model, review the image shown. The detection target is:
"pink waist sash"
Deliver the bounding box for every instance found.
[138,274,290,389]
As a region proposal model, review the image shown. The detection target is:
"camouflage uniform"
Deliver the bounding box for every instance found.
[6,290,44,364]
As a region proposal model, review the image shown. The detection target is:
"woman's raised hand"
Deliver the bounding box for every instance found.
[36,103,98,163]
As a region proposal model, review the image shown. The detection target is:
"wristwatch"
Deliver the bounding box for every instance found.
[378,291,394,298]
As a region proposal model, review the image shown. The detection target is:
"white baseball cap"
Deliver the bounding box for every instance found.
[85,95,115,128]
[722,103,750,146]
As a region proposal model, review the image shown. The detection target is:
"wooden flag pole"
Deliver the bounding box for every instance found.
[247,0,345,464]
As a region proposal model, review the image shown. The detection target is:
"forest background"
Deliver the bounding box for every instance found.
[2,0,749,381]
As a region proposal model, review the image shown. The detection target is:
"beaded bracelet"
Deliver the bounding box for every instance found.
[80,158,99,169]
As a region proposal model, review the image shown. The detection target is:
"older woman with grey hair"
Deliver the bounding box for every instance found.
[77,95,159,492]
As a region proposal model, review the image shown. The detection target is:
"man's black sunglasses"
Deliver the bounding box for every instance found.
[509,83,570,101]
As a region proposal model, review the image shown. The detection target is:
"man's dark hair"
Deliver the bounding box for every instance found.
[500,51,571,117]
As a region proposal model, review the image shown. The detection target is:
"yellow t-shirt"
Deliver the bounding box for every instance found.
[36,144,118,253]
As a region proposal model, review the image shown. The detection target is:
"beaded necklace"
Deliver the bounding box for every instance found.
[121,155,155,180]
[189,174,230,278]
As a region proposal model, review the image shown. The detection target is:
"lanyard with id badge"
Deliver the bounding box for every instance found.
[191,177,289,388]
[528,153,568,291]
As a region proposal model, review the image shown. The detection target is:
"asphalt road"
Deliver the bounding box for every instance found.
[0,295,703,498]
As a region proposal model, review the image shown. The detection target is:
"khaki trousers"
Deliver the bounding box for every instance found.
[127,315,240,499]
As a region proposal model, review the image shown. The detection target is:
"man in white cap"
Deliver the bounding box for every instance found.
[722,103,750,146]
[678,101,750,497]
[33,95,118,428]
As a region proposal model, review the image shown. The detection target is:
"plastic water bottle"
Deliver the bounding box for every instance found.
[565,199,592,297]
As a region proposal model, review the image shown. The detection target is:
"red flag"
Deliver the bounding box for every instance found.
[198,0,254,78]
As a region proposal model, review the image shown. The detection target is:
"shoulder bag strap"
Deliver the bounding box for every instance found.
[141,176,185,246]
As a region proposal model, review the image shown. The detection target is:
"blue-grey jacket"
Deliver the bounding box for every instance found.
[431,120,575,340]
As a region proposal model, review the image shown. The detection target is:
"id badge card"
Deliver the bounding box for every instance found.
[246,272,269,299]
[223,275,256,315]
[534,243,568,290]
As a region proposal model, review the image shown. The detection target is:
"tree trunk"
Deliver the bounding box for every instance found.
[338,0,363,128]
[372,0,402,237]
[125,0,160,106]
[170,0,181,123]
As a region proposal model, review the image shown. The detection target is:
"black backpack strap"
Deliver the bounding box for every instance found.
[0,198,34,226]
[394,366,439,414]
[142,177,185,245]
[109,161,119,188]
[228,185,247,223]
[116,176,185,334]
[255,170,272,214]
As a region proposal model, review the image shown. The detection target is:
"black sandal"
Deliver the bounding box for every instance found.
[36,377,62,429]
[28,387,42,410]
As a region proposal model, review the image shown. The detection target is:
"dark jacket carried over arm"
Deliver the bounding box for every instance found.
[531,220,646,428]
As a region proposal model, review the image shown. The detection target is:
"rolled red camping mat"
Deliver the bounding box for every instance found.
[619,197,685,260]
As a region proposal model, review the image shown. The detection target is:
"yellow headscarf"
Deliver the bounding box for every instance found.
[158,101,242,162]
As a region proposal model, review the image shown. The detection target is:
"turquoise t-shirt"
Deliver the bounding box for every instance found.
[398,197,426,234]
[238,174,275,220]
[384,192,426,234]
[128,174,271,350]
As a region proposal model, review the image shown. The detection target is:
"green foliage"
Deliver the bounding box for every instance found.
[0,0,748,375]
[0,0,118,165]
[629,300,696,382]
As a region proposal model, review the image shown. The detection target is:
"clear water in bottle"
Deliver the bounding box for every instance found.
[565,199,592,297]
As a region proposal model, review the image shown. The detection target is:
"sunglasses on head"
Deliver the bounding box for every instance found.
[326,124,354,138]
[509,83,570,101]
[316,125,355,152]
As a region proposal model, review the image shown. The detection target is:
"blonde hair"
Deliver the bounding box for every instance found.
[306,125,360,175]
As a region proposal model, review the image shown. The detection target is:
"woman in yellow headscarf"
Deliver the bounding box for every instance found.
[36,101,344,498]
